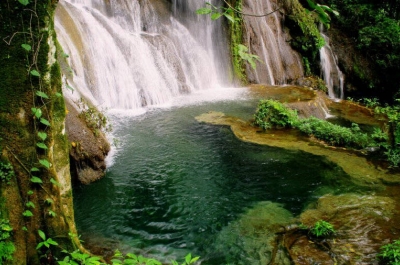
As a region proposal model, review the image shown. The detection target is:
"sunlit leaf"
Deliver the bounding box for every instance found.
[196,8,212,15]
[36,90,49,99]
[31,108,42,119]
[26,201,35,208]
[22,210,33,217]
[37,132,47,141]
[211,12,222,20]
[30,176,43,184]
[30,70,40,77]
[223,13,235,23]
[39,159,51,169]
[38,230,46,241]
[21,44,31,51]
[36,142,48,149]
[40,118,51,126]
[18,0,29,6]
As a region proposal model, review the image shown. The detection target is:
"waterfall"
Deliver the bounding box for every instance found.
[319,28,344,100]
[55,0,230,110]
[242,0,304,85]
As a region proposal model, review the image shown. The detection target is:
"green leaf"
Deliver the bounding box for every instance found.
[50,178,61,187]
[40,118,51,126]
[18,0,29,6]
[22,226,28,231]
[39,159,51,169]
[223,13,235,23]
[38,230,46,241]
[21,44,31,51]
[211,12,222,20]
[30,70,40,77]
[48,210,56,217]
[36,142,48,150]
[37,132,47,141]
[55,92,62,98]
[190,256,200,263]
[31,108,42,119]
[30,176,43,184]
[27,190,34,195]
[22,210,33,217]
[26,201,35,208]
[185,254,192,264]
[196,8,212,15]
[45,198,53,205]
[36,242,44,249]
[30,167,40,173]
[36,90,49,99]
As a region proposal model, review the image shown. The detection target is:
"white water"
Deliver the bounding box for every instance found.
[242,0,304,84]
[319,29,344,100]
[55,0,230,110]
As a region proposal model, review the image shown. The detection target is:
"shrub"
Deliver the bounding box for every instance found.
[378,239,400,265]
[297,117,370,148]
[254,99,298,130]
[310,220,335,238]
[0,219,15,262]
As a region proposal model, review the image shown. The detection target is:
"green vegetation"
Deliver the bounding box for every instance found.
[58,247,199,265]
[0,161,14,184]
[374,103,400,167]
[378,239,400,265]
[254,99,372,149]
[254,99,298,130]
[0,219,15,263]
[310,220,336,237]
[76,98,112,136]
[324,0,400,102]
[284,0,325,71]
[253,98,400,166]
[297,117,369,148]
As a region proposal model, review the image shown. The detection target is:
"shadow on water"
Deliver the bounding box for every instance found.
[73,102,370,263]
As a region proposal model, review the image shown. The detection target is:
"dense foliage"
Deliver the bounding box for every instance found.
[323,0,400,102]
[254,99,376,149]
[254,99,299,129]
[378,239,400,265]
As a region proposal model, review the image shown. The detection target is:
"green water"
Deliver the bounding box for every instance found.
[73,99,359,264]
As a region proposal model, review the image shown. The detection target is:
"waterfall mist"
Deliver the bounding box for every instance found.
[55,0,231,110]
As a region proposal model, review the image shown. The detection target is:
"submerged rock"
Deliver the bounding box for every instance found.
[286,193,400,264]
[195,111,399,187]
[212,201,293,265]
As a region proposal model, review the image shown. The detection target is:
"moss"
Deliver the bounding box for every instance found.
[228,0,247,84]
[283,0,325,73]
[0,0,83,262]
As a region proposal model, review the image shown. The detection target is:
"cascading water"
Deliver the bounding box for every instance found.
[242,0,304,85]
[55,0,230,110]
[319,27,344,100]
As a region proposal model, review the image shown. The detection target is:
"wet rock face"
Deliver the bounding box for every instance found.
[65,101,110,184]
[285,194,400,264]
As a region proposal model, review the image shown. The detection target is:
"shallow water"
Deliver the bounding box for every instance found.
[73,95,363,263]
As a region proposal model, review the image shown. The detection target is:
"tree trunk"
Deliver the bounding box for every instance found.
[0,0,83,263]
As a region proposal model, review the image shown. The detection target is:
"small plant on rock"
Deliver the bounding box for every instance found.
[254,99,298,130]
[378,239,400,265]
[0,161,15,184]
[310,220,335,238]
